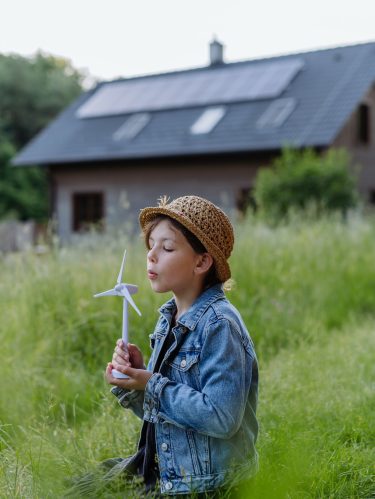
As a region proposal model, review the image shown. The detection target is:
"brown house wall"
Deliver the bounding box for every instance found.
[333,85,375,199]
[51,154,274,240]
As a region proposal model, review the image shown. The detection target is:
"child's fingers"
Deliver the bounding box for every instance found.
[105,363,129,386]
[116,339,127,350]
[112,359,130,371]
[107,364,152,390]
[115,364,137,377]
[105,364,136,388]
[119,346,130,359]
[113,346,129,363]
[105,363,116,383]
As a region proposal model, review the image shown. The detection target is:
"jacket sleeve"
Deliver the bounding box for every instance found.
[142,318,253,439]
[110,385,145,419]
[110,357,153,419]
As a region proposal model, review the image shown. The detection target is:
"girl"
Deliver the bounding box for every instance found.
[105,195,258,496]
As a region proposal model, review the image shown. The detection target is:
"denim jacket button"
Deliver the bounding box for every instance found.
[180,359,187,368]
[165,481,173,490]
[161,442,168,451]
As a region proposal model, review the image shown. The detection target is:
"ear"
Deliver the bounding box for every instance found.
[194,253,213,276]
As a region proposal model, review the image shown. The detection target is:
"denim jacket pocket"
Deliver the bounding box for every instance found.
[166,351,201,390]
[168,350,200,372]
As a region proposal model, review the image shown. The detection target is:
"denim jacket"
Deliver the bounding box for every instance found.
[112,284,258,495]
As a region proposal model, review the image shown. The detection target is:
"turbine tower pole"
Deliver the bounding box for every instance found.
[122,296,129,346]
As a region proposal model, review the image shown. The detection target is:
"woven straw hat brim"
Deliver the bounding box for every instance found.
[139,206,231,282]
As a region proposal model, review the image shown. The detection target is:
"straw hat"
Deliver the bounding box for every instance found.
[139,195,234,282]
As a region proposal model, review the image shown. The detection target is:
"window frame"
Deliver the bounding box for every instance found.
[190,106,226,135]
[357,103,371,145]
[72,191,105,233]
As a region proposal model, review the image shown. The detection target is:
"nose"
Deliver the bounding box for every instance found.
[147,246,157,263]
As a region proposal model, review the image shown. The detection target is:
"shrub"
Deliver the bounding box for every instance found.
[254,148,359,222]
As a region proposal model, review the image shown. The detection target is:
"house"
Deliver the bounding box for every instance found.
[13,40,375,240]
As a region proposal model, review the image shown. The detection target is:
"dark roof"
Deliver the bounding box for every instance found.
[13,42,375,166]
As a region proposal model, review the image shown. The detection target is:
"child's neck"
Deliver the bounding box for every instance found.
[174,282,205,321]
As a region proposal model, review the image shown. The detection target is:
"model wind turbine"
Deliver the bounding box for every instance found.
[94,250,141,379]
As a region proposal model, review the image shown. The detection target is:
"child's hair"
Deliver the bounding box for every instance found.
[143,215,221,289]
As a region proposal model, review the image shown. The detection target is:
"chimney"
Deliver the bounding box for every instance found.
[209,37,224,66]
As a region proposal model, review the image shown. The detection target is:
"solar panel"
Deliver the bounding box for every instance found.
[77,59,304,119]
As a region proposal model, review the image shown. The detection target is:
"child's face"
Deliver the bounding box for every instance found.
[147,219,202,296]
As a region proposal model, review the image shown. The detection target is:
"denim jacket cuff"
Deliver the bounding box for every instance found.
[143,373,169,422]
[110,386,142,408]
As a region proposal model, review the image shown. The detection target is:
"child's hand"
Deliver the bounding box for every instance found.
[105,362,152,391]
[112,340,145,371]
[127,343,145,369]
[112,339,130,369]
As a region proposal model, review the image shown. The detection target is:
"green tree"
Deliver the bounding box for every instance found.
[0,52,84,220]
[254,148,359,222]
[0,138,48,220]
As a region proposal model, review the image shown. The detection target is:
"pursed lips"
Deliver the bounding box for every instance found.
[147,269,158,279]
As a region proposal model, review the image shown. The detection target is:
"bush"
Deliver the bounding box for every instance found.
[254,148,359,222]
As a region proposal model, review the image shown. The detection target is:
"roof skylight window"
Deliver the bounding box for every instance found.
[112,113,150,141]
[190,106,226,135]
[256,98,296,129]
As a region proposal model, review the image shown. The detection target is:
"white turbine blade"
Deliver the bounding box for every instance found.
[94,288,118,298]
[121,286,142,316]
[117,249,127,284]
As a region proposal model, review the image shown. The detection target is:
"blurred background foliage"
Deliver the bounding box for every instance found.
[0,52,84,221]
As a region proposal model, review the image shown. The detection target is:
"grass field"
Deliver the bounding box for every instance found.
[0,214,374,498]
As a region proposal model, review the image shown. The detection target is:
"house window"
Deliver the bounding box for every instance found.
[358,104,370,144]
[256,98,296,129]
[73,192,104,232]
[112,113,151,141]
[190,106,226,135]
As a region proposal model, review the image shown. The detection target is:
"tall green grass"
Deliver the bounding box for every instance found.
[0,214,374,498]
[238,322,375,499]
[233,213,375,359]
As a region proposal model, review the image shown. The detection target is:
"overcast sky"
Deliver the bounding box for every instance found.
[1,0,374,82]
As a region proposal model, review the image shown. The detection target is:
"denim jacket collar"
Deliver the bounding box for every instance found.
[158,283,225,331]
